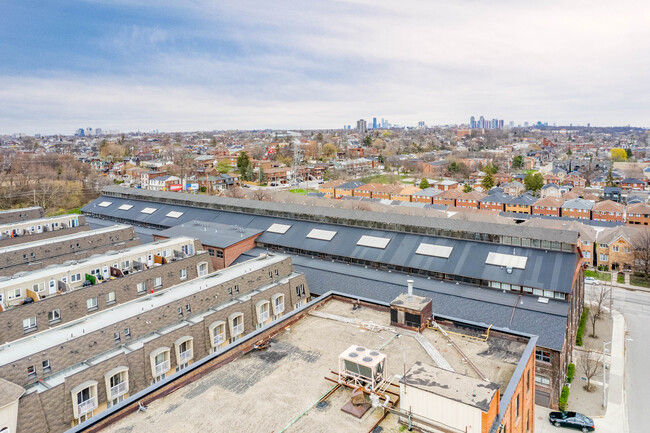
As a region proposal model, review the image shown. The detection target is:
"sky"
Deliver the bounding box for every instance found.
[1,0,649,135]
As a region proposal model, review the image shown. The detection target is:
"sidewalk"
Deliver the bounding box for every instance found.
[535,309,627,433]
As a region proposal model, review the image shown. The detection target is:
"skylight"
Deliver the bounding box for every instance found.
[485,252,527,269]
[306,228,337,241]
[98,201,112,207]
[118,204,133,211]
[415,243,453,258]
[166,211,183,218]
[267,223,291,234]
[141,207,157,215]
[357,235,390,249]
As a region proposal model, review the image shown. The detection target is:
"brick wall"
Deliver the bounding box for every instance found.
[0,226,139,274]
[0,257,306,388]
[500,348,536,433]
[0,224,89,248]
[223,235,260,268]
[0,207,44,224]
[0,253,210,343]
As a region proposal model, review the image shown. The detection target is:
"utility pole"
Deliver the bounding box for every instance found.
[33,189,36,206]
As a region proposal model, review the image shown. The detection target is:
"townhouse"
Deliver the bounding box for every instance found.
[592,200,625,223]
[626,202,650,225]
[561,198,593,220]
[502,181,525,196]
[455,190,486,209]
[0,214,86,247]
[411,187,440,204]
[540,183,561,198]
[432,188,462,207]
[317,179,346,198]
[478,192,510,212]
[620,178,646,191]
[505,193,537,214]
[532,196,564,217]
[333,181,364,199]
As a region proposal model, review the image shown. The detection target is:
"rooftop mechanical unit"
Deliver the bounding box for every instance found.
[338,345,386,391]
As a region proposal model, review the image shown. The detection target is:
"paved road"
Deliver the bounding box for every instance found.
[586,284,650,432]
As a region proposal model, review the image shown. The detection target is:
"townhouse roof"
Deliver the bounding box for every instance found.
[457,190,487,201]
[354,183,403,193]
[437,189,463,199]
[626,202,650,213]
[621,178,645,184]
[626,196,645,205]
[396,186,422,196]
[503,181,524,189]
[0,377,25,407]
[603,186,622,193]
[533,196,564,208]
[541,183,559,190]
[479,193,511,204]
[508,193,537,206]
[337,181,365,190]
[522,219,598,243]
[596,225,643,246]
[412,187,441,197]
[593,200,624,213]
[0,206,42,215]
[156,221,263,248]
[319,179,346,189]
[561,198,594,210]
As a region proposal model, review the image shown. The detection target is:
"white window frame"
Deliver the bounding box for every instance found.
[23,316,37,331]
[87,297,98,310]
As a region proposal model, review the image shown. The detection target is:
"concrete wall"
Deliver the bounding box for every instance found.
[0,252,209,343]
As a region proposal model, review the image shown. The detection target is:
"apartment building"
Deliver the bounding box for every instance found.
[596,226,638,270]
[334,181,364,198]
[432,188,461,207]
[0,207,44,224]
[592,200,625,223]
[626,202,650,225]
[455,190,485,209]
[0,225,139,275]
[505,193,537,214]
[478,192,509,212]
[532,196,563,217]
[561,198,593,220]
[317,179,345,198]
[0,214,86,247]
[411,187,440,204]
[620,178,646,191]
[1,253,308,432]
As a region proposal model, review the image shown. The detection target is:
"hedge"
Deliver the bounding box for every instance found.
[576,307,589,346]
[567,363,575,383]
[559,385,570,411]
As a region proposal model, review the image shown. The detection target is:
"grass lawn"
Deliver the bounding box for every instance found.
[630,274,650,288]
[361,173,411,184]
[617,274,625,284]
[289,188,317,195]
[584,269,610,281]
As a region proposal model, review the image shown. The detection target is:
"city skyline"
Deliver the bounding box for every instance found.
[2,1,649,135]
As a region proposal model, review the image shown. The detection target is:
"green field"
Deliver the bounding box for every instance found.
[584,269,610,281]
[289,189,317,195]
[630,274,650,288]
[361,173,410,184]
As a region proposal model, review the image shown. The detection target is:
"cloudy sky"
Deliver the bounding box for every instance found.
[2,0,649,135]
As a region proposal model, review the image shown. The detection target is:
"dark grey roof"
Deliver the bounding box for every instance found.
[338,181,364,189]
[479,193,510,204]
[83,194,579,293]
[541,183,559,190]
[156,220,262,248]
[307,192,326,198]
[508,193,537,206]
[236,249,568,351]
[621,178,645,184]
[95,186,578,244]
[604,187,621,193]
[561,198,594,210]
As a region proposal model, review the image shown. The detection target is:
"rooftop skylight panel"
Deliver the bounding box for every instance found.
[166,211,183,218]
[485,252,527,269]
[357,235,390,249]
[415,243,453,258]
[141,207,157,215]
[118,204,133,211]
[267,223,291,234]
[98,201,112,207]
[306,228,337,241]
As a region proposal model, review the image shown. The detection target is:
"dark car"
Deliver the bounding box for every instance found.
[549,411,595,431]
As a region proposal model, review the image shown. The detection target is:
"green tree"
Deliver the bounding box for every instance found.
[316,132,323,142]
[258,169,267,184]
[378,154,384,164]
[322,143,337,157]
[245,165,254,182]
[524,172,544,193]
[605,168,615,187]
[236,152,251,173]
[626,148,632,159]
[216,160,232,173]
[448,161,459,172]
[484,164,498,175]
[462,184,473,193]
[481,173,495,190]
[419,178,430,189]
[512,155,524,169]
[567,148,573,156]
[363,135,372,146]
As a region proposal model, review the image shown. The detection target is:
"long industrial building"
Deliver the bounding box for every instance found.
[0,207,44,224]
[0,253,309,432]
[0,214,87,247]
[81,186,587,408]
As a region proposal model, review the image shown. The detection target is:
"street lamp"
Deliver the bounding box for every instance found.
[602,337,633,409]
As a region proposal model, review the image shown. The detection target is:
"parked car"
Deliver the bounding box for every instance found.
[549,411,595,431]
[584,277,596,284]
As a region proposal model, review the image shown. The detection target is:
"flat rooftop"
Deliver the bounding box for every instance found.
[156,220,263,248]
[101,298,526,433]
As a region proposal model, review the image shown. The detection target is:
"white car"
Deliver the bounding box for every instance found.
[584,277,597,284]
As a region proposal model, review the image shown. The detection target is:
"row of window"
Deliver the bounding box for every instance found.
[22,292,116,333]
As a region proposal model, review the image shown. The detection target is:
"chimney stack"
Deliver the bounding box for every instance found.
[407,279,414,298]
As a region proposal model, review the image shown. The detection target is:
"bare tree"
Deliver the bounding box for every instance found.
[589,284,610,319]
[588,309,599,338]
[632,228,650,280]
[222,187,246,199]
[578,349,602,392]
[251,189,270,201]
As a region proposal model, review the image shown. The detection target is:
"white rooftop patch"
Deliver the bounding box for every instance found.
[307,228,337,241]
[485,252,527,269]
[141,207,157,215]
[98,201,112,207]
[415,243,453,258]
[118,204,133,211]
[267,223,291,234]
[357,235,390,249]
[166,211,183,219]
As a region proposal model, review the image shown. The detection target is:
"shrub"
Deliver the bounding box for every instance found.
[559,385,570,411]
[576,307,589,346]
[567,363,575,383]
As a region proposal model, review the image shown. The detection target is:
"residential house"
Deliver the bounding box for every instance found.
[592,200,625,223]
[564,175,586,189]
[502,181,525,196]
[540,183,561,198]
[603,187,622,202]
[478,193,510,212]
[433,180,458,191]
[392,186,421,202]
[543,174,561,185]
[505,193,537,214]
[493,173,512,186]
[264,167,290,185]
[561,198,593,220]
[335,181,364,199]
[532,197,564,217]
[626,202,650,225]
[353,183,402,200]
[432,189,462,207]
[149,175,181,192]
[411,188,441,204]
[455,191,486,209]
[596,226,639,270]
[620,178,646,191]
[141,171,166,190]
[318,180,346,198]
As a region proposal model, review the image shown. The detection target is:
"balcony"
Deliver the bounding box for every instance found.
[110,381,128,400]
[232,323,244,336]
[77,397,97,417]
[179,349,193,363]
[275,304,285,315]
[213,333,225,346]
[259,311,270,324]
[154,360,170,377]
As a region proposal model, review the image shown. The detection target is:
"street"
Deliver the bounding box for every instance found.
[585,283,650,432]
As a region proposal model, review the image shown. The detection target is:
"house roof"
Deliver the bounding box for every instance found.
[479,193,511,204]
[626,202,650,213]
[337,181,365,190]
[593,200,624,213]
[597,225,643,246]
[562,198,593,210]
[621,178,645,184]
[319,179,346,189]
[412,187,441,197]
[541,183,559,190]
[458,191,486,201]
[508,193,537,206]
[533,196,564,208]
[437,189,463,199]
[156,220,262,248]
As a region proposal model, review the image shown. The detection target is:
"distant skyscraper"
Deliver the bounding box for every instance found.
[524,122,529,127]
[470,116,476,129]
[478,116,485,129]
[372,117,377,129]
[509,121,515,128]
[418,121,425,129]
[356,119,367,133]
[498,120,504,129]
[75,128,84,137]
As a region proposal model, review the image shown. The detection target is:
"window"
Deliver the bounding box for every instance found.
[154,277,162,288]
[114,332,120,342]
[180,269,187,280]
[583,251,591,258]
[43,359,51,372]
[176,338,193,369]
[185,304,191,313]
[234,284,239,293]
[527,370,531,392]
[70,273,82,283]
[8,288,21,300]
[273,294,285,319]
[256,301,270,328]
[625,247,631,253]
[210,321,226,350]
[198,262,208,277]
[48,309,61,324]
[600,254,609,262]
[125,328,131,338]
[23,317,36,331]
[215,249,223,258]
[74,382,98,420]
[612,246,619,252]
[32,282,45,292]
[296,284,305,298]
[107,369,128,405]
[535,375,550,386]
[151,349,170,382]
[208,248,215,257]
[535,350,551,363]
[87,297,98,310]
[106,291,116,304]
[28,365,36,377]
[137,282,146,293]
[177,307,183,317]
[229,313,244,343]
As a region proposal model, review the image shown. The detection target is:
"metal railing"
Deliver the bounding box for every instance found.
[233,323,244,336]
[179,349,192,363]
[275,303,285,314]
[259,311,270,323]
[110,381,127,399]
[154,360,170,377]
[213,333,225,346]
[77,397,97,417]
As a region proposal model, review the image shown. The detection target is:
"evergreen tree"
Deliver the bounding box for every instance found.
[462,184,473,193]
[481,173,495,190]
[605,168,615,187]
[419,178,430,189]
[236,152,251,174]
